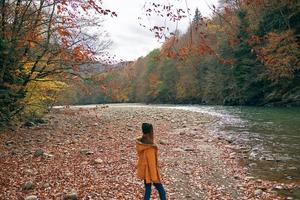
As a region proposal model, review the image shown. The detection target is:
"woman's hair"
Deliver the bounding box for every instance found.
[142,123,153,134]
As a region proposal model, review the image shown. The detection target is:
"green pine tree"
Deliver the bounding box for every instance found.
[193,8,202,24]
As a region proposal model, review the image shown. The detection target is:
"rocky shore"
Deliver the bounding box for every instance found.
[0,105,296,199]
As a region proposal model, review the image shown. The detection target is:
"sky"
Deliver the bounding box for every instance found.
[102,0,219,61]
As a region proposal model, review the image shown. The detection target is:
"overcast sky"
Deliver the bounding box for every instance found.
[102,0,219,61]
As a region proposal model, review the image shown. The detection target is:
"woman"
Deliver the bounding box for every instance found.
[136,123,167,200]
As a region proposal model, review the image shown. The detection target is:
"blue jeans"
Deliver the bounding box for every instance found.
[144,181,166,200]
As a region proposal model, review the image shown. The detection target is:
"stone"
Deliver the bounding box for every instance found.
[94,158,103,164]
[80,149,94,155]
[65,172,73,177]
[193,139,202,142]
[5,140,14,147]
[184,146,194,152]
[256,179,262,183]
[233,175,240,179]
[183,171,192,175]
[190,133,196,137]
[24,169,35,175]
[88,192,99,198]
[224,145,234,149]
[173,148,184,152]
[159,140,168,145]
[288,166,297,170]
[274,185,284,190]
[249,163,257,167]
[225,138,234,143]
[245,176,255,181]
[22,181,34,190]
[11,150,17,155]
[63,191,78,200]
[205,139,213,143]
[34,149,44,157]
[25,195,38,200]
[254,189,263,196]
[229,152,236,159]
[25,121,35,127]
[43,153,54,159]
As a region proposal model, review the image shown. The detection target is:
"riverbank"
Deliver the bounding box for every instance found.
[0,105,297,199]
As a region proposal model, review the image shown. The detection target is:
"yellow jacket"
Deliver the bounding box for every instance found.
[136,138,161,183]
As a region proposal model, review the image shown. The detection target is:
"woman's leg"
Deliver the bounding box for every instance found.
[153,183,166,200]
[144,181,152,200]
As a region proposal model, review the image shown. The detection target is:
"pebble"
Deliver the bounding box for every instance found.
[249,163,257,167]
[245,176,255,181]
[254,189,263,196]
[25,195,38,200]
[43,153,54,159]
[65,172,73,177]
[43,183,50,188]
[229,152,236,159]
[274,185,284,190]
[288,166,297,170]
[81,161,89,165]
[94,158,103,164]
[233,175,240,179]
[80,149,94,155]
[193,139,202,142]
[63,191,78,200]
[173,148,184,152]
[25,121,35,127]
[24,169,35,175]
[88,192,99,197]
[159,140,168,145]
[34,149,44,157]
[22,181,33,190]
[179,132,185,136]
[5,141,14,147]
[184,146,194,152]
[11,150,17,155]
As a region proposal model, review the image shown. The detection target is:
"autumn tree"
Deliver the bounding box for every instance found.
[0,0,115,127]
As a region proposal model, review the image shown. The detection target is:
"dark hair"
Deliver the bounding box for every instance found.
[142,123,153,134]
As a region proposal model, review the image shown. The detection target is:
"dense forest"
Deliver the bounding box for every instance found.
[1,0,300,128]
[73,0,300,106]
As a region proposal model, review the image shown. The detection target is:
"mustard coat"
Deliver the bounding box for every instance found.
[136,138,161,183]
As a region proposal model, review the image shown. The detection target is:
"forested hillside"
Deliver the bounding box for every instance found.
[87,0,300,106]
